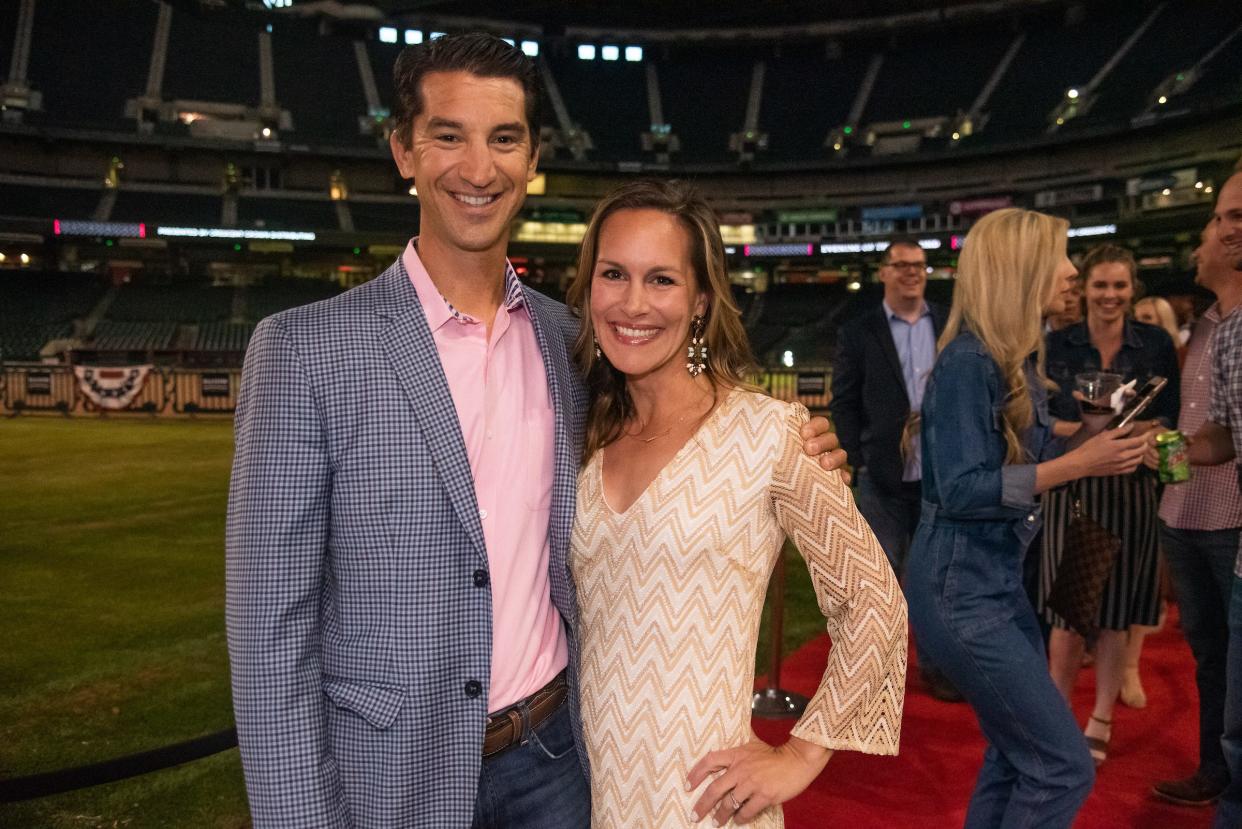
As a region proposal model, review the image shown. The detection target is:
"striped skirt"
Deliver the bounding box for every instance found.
[1038,472,1162,631]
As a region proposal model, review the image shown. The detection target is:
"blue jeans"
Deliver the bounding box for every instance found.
[908,511,1094,828]
[472,702,591,829]
[1161,523,1239,785]
[854,470,921,577]
[1215,570,1242,829]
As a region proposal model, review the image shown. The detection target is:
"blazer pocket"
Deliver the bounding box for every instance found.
[322,677,406,730]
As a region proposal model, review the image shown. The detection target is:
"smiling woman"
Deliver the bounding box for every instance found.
[564,180,907,828]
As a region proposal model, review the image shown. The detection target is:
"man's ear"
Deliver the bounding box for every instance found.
[390,130,415,179]
[526,142,540,182]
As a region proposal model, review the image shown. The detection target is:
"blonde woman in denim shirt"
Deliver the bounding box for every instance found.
[905,208,1151,828]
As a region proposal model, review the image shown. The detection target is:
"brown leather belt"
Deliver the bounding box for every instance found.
[481,671,568,759]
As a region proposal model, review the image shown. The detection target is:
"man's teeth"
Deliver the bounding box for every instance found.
[616,325,657,339]
[453,193,497,206]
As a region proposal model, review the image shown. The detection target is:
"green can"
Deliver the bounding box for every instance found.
[1156,430,1191,484]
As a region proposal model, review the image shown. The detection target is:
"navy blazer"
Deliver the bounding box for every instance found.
[226,258,588,828]
[830,300,947,496]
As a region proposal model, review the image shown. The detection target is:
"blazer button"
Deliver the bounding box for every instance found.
[464,680,482,698]
[473,569,489,587]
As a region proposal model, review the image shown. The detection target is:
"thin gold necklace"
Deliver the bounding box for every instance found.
[628,412,690,444]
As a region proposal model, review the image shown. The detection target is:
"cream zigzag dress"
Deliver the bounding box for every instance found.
[571,390,907,828]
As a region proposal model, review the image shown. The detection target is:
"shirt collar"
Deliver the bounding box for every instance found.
[402,237,524,330]
[1065,318,1143,349]
[882,299,931,322]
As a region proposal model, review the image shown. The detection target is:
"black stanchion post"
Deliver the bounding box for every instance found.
[752,551,809,719]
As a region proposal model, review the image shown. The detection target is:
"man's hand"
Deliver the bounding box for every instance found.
[800,416,850,483]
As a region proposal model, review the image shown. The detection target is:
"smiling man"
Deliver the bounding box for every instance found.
[830,239,959,702]
[226,33,845,829]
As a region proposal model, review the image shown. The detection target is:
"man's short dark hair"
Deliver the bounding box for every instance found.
[884,238,924,263]
[391,32,541,149]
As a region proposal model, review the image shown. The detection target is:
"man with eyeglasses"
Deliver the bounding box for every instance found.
[831,238,961,702]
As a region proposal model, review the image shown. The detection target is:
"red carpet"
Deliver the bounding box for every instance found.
[754,608,1212,828]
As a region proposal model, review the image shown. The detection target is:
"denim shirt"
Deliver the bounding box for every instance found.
[1045,319,1181,427]
[919,331,1063,549]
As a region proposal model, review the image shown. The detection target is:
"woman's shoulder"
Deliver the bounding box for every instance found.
[1128,319,1176,352]
[726,389,807,427]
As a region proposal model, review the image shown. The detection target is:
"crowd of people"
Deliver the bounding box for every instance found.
[223,33,1242,829]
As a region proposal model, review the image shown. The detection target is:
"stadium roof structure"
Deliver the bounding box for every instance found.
[244,0,1075,37]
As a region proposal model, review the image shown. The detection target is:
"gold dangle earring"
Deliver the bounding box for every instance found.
[594,333,602,359]
[686,315,707,376]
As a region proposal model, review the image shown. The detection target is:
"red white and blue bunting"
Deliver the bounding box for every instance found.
[73,365,153,410]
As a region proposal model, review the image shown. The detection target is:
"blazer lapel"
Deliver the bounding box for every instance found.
[522,293,575,560]
[373,261,487,564]
[871,305,909,407]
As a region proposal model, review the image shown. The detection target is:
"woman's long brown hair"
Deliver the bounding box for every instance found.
[565,179,760,463]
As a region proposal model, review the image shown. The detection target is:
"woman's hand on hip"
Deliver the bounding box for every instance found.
[687,736,831,825]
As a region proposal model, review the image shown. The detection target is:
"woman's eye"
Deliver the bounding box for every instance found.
[652,275,675,286]
[600,269,623,280]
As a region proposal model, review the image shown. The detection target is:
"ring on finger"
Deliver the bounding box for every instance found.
[728,792,742,811]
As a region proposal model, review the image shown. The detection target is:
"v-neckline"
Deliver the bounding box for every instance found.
[597,390,735,516]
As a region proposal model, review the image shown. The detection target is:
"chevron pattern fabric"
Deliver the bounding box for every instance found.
[571,391,907,828]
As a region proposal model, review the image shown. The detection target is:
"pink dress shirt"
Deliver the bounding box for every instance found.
[403,240,568,713]
[1159,302,1242,531]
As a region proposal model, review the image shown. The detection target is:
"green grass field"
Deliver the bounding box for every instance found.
[0,416,823,828]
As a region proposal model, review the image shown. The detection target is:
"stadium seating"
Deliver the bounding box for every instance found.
[0,183,103,222]
[271,18,371,143]
[110,190,223,228]
[25,0,156,129]
[0,271,107,359]
[237,196,340,231]
[163,5,261,107]
[245,278,342,321]
[192,321,253,352]
[107,284,234,324]
[89,320,177,352]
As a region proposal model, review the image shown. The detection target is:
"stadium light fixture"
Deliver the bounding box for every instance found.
[1157,95,1168,105]
[430,32,445,40]
[405,30,422,45]
[782,350,794,368]
[1066,88,1079,100]
[846,280,861,292]
[261,127,272,138]
[951,131,961,141]
[578,44,596,60]
[1196,181,1204,189]
[601,45,620,61]
[625,46,643,62]
[502,38,515,46]
[521,40,539,57]
[0,252,5,262]
[20,252,30,264]
[1205,186,1214,195]
[379,27,398,44]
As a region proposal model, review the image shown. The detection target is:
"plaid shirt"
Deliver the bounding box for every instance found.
[1160,303,1242,531]
[1207,306,1242,574]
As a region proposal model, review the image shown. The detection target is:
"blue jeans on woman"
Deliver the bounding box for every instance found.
[908,506,1095,828]
[909,332,1095,828]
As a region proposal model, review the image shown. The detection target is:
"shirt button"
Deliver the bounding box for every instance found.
[1026,514,1036,524]
[473,569,489,587]
[1199,376,1206,381]
[464,680,482,698]
[479,508,489,520]
[1189,402,1196,408]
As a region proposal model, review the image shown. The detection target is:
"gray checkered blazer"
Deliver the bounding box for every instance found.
[226,258,589,828]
